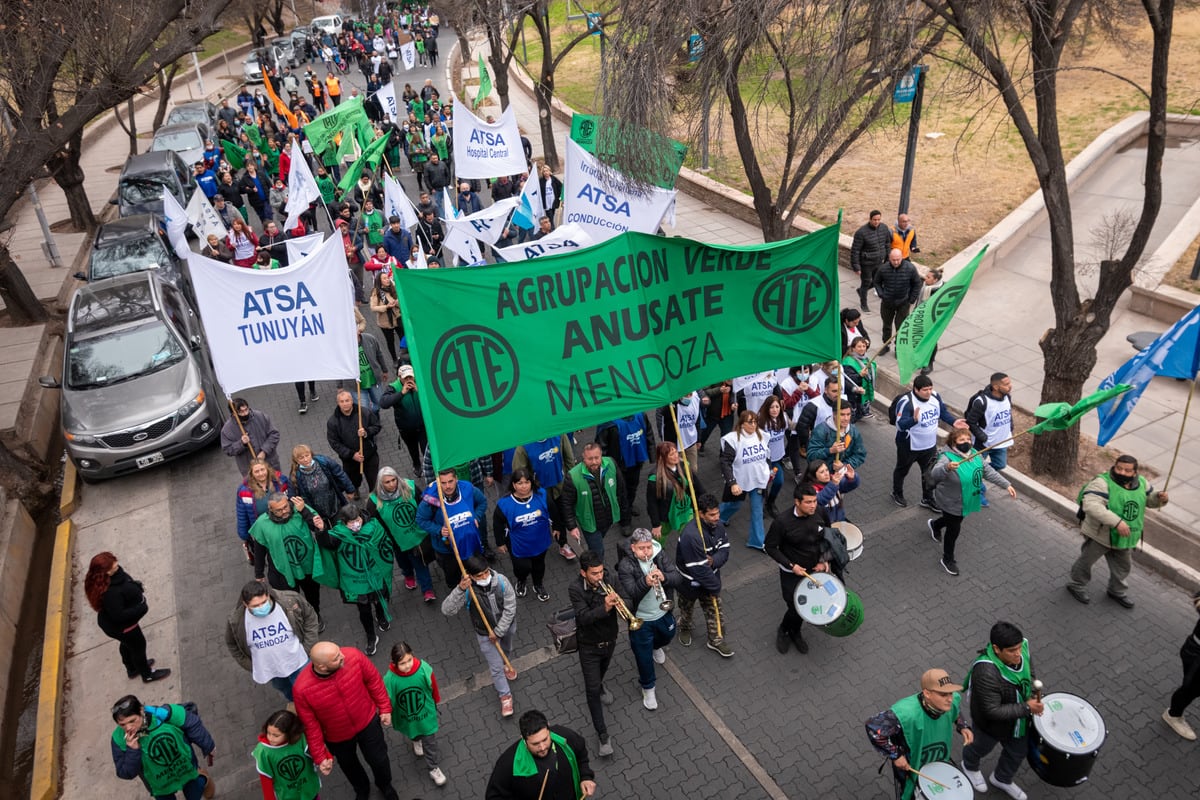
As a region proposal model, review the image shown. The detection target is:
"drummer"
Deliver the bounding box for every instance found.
[764,483,833,656]
[960,621,1042,800]
[866,668,974,800]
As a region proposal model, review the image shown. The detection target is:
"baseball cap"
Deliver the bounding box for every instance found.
[398,365,415,379]
[921,668,963,693]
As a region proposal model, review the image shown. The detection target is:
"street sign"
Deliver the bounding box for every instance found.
[688,33,705,62]
[587,12,602,35]
[894,65,923,103]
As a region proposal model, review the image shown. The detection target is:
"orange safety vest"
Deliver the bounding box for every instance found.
[892,227,916,258]
[326,76,341,97]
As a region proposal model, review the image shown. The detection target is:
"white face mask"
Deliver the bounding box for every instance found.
[347,519,363,532]
[473,576,491,587]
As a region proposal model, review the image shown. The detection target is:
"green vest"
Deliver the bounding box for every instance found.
[567,459,620,532]
[1101,473,1148,549]
[359,346,378,389]
[890,693,961,800]
[384,660,439,738]
[963,640,1032,737]
[249,513,325,587]
[370,484,428,551]
[945,449,984,516]
[648,471,694,536]
[111,705,197,796]
[317,174,337,200]
[512,731,580,793]
[362,209,385,245]
[328,519,394,605]
[252,737,321,800]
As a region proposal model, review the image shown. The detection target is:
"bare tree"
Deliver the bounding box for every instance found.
[0,0,231,324]
[600,0,948,241]
[923,0,1175,475]
[436,0,535,111]
[153,63,184,131]
[113,98,140,158]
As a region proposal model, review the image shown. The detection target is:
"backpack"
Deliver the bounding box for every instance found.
[887,392,913,426]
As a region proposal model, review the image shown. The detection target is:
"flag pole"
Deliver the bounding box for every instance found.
[668,404,703,545]
[227,398,255,459]
[1163,377,1196,492]
[356,381,365,487]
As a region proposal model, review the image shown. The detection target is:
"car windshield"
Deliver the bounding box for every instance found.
[91,237,172,281]
[67,320,185,390]
[151,130,203,152]
[246,52,260,65]
[167,108,207,126]
[119,175,173,204]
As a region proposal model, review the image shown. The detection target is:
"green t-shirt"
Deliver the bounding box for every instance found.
[252,736,321,800]
[383,660,439,738]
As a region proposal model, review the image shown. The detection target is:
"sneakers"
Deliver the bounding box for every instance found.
[652,647,666,664]
[429,767,447,787]
[534,586,550,602]
[891,493,908,508]
[378,618,392,632]
[500,694,514,717]
[940,558,959,576]
[309,391,320,402]
[927,518,942,543]
[515,580,528,598]
[600,686,614,705]
[790,632,809,655]
[366,635,379,656]
[918,497,941,513]
[1162,709,1197,740]
[1066,585,1091,604]
[404,576,417,590]
[1107,591,1135,609]
[423,590,437,604]
[642,687,658,710]
[413,739,425,757]
[298,401,308,415]
[962,765,987,792]
[775,627,791,654]
[707,640,734,658]
[597,734,614,757]
[559,544,577,560]
[678,629,693,647]
[861,408,876,419]
[988,773,1027,800]
[142,668,172,683]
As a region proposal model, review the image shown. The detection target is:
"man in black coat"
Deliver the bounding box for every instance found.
[326,388,382,494]
[875,248,923,355]
[485,709,596,799]
[850,210,892,311]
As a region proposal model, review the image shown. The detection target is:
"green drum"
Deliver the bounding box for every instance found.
[821,589,863,637]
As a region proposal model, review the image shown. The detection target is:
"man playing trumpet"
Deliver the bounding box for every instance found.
[617,528,683,711]
[569,550,629,758]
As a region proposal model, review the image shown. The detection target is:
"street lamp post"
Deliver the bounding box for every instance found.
[895,64,927,217]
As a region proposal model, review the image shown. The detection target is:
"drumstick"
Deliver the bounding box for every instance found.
[1032,679,1043,701]
[906,765,950,790]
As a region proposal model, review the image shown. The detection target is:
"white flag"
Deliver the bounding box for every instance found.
[186,232,358,395]
[383,175,419,229]
[400,40,416,70]
[375,80,398,120]
[161,189,190,259]
[562,138,677,245]
[442,224,484,266]
[451,96,527,179]
[285,233,325,264]
[185,190,227,242]
[493,222,594,263]
[442,186,458,219]
[443,197,519,246]
[285,140,322,231]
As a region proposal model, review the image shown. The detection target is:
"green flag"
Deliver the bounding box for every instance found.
[1029,384,1133,434]
[335,128,358,164]
[243,124,264,150]
[474,53,491,110]
[337,132,391,199]
[570,113,688,189]
[302,96,370,157]
[895,246,988,382]
[222,138,247,170]
[394,224,843,466]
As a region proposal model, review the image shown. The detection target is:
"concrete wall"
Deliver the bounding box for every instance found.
[0,491,38,748]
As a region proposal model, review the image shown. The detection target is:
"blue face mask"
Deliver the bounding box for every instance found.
[249,600,273,617]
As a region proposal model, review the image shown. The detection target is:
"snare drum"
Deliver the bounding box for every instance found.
[792,572,847,626]
[914,761,973,800]
[833,521,864,560]
[1026,692,1106,787]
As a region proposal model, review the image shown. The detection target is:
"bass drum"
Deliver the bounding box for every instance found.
[792,572,847,626]
[833,521,864,561]
[1026,692,1106,787]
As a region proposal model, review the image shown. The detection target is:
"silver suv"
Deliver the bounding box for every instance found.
[41,272,225,481]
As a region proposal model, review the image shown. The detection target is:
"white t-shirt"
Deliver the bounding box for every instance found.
[675,393,701,450]
[734,371,778,415]
[245,601,308,684]
[722,430,771,490]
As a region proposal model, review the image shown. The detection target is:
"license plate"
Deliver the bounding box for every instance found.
[135,452,164,469]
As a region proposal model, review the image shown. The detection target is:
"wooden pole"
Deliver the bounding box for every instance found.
[227,398,254,460]
[668,404,702,543]
[534,767,551,800]
[906,765,950,791]
[1163,378,1196,492]
[356,381,365,487]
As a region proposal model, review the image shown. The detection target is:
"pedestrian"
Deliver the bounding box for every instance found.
[561,442,627,563]
[220,397,282,475]
[733,369,778,416]
[292,642,399,800]
[617,528,682,711]
[698,381,737,455]
[441,555,519,717]
[656,389,705,470]
[379,365,428,474]
[960,621,1043,800]
[511,434,576,560]
[675,493,732,656]
[866,668,974,800]
[596,413,656,533]
[353,329,389,412]
[965,372,1014,508]
[841,306,872,352]
[891,374,963,510]
[569,550,624,757]
[368,263,402,362]
[250,492,330,625]
[370,466,437,604]
[1162,590,1200,740]
[493,468,555,601]
[927,427,1016,576]
[287,443,357,526]
[804,459,859,529]
[718,410,771,550]
[326,388,382,494]
[875,248,922,354]
[756,396,788,518]
[645,441,703,543]
[235,457,289,564]
[200,233,231,263]
[915,268,943,373]
[382,641,447,787]
[85,553,171,683]
[325,502,395,655]
[484,709,596,799]
[251,709,321,800]
[842,337,876,421]
[111,694,216,800]
[794,377,842,459]
[892,212,920,258]
[764,483,832,655]
[1067,454,1168,608]
[850,210,891,312]
[536,164,563,228]
[417,468,489,587]
[807,404,868,473]
[224,581,319,701]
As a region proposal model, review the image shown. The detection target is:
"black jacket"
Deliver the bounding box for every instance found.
[645,467,704,529]
[675,517,730,597]
[259,230,291,267]
[379,384,425,431]
[568,570,622,646]
[874,259,922,305]
[485,725,593,800]
[850,221,892,272]
[325,404,382,460]
[764,509,831,573]
[967,652,1038,741]
[97,569,148,638]
[964,387,1011,449]
[615,537,683,609]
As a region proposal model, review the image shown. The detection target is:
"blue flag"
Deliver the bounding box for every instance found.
[1095,305,1200,445]
[511,192,536,230]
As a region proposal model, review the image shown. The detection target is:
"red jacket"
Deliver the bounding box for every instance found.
[293,647,391,764]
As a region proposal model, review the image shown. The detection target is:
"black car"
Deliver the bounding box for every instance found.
[114,150,196,219]
[85,214,192,300]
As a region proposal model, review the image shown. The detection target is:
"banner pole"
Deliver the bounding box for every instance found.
[227,398,254,461]
[668,404,703,546]
[356,381,365,487]
[1163,377,1196,492]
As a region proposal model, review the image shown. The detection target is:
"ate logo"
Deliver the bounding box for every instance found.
[145,734,184,768]
[753,265,832,335]
[1121,500,1141,521]
[431,325,520,418]
[578,119,596,141]
[391,501,417,528]
[919,742,949,764]
[396,686,428,717]
[276,754,309,782]
[929,284,966,322]
[283,536,310,567]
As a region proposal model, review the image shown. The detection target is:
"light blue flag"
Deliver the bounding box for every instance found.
[1095,304,1200,445]
[511,191,536,230]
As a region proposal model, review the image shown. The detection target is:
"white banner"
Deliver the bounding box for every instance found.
[442,224,483,266]
[285,233,325,264]
[451,96,527,179]
[284,140,322,231]
[562,138,677,244]
[186,233,358,395]
[400,40,416,71]
[443,197,519,246]
[375,80,398,121]
[493,222,594,263]
[185,190,227,243]
[161,189,190,259]
[383,175,418,229]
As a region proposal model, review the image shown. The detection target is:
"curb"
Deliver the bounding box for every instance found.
[30,518,74,800]
[59,458,78,520]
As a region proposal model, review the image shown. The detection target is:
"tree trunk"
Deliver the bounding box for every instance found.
[487,25,510,110]
[113,97,138,158]
[271,0,286,35]
[152,63,180,131]
[0,242,49,324]
[533,79,559,171]
[47,128,96,231]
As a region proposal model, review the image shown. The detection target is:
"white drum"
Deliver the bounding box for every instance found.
[915,761,973,800]
[833,521,864,561]
[792,571,847,626]
[1027,692,1106,787]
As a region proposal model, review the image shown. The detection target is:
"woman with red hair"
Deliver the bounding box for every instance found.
[84,553,171,682]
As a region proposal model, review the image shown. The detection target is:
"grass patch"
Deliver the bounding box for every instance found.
[198,29,249,62]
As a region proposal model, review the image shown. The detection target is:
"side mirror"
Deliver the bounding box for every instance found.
[39,376,61,389]
[189,335,203,351]
[109,198,118,205]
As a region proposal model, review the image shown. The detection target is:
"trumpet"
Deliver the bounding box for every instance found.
[651,575,673,612]
[599,580,643,630]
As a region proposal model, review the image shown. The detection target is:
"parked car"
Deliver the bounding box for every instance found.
[311,14,343,37]
[271,36,297,68]
[85,215,189,295]
[41,272,225,482]
[243,49,264,84]
[290,28,312,62]
[149,122,207,170]
[165,101,219,143]
[114,151,196,219]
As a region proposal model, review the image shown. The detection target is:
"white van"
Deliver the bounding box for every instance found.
[311,15,343,37]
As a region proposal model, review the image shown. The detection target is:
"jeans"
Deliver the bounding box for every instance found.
[478,625,516,696]
[154,773,207,800]
[892,438,935,502]
[981,448,1007,504]
[720,488,765,548]
[766,461,785,506]
[395,547,433,592]
[267,662,307,702]
[325,715,395,799]
[963,727,1027,784]
[628,613,676,689]
[581,526,611,562]
[1068,537,1134,597]
[578,641,616,735]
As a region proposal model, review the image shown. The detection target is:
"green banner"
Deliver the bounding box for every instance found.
[222,138,246,170]
[475,53,491,110]
[337,132,391,198]
[1030,384,1131,434]
[895,246,987,382]
[303,96,370,157]
[395,225,842,467]
[570,114,688,189]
